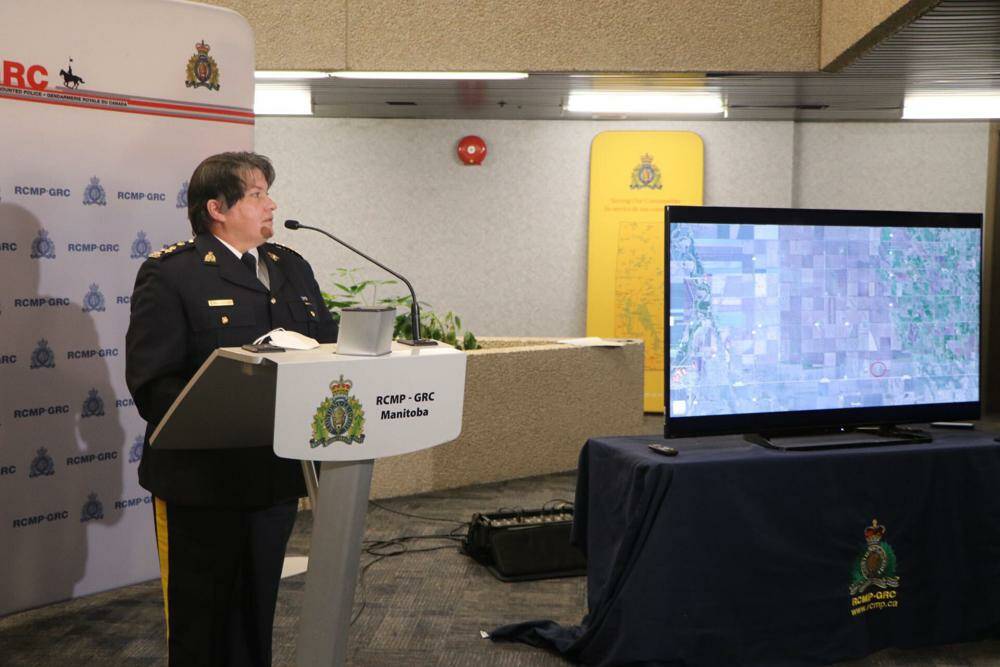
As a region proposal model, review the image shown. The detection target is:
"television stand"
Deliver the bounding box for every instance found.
[745,425,932,451]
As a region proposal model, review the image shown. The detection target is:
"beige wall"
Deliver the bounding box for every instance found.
[202,0,821,72]
[370,339,645,498]
[200,1,952,73]
[203,0,347,70]
[820,0,939,70]
[346,0,819,73]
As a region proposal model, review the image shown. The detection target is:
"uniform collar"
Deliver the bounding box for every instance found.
[194,234,267,294]
[212,234,259,263]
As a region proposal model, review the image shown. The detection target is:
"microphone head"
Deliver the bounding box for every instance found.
[284,219,300,230]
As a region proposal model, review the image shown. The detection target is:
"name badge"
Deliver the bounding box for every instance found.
[208,299,234,307]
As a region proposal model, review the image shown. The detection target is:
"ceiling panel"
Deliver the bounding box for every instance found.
[262,0,1000,121]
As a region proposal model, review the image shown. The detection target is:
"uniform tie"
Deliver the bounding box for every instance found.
[240,252,257,277]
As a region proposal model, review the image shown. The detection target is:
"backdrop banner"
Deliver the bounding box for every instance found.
[0,0,254,615]
[586,131,704,412]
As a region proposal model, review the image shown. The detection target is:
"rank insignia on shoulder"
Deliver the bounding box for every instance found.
[267,251,279,262]
[151,241,194,260]
[203,251,217,264]
[268,242,303,259]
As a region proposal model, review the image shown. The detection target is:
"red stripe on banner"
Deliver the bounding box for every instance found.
[41,86,255,118]
[129,98,255,118]
[0,91,255,125]
[0,84,255,125]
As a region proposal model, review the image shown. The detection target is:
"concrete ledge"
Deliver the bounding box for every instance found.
[369,337,645,499]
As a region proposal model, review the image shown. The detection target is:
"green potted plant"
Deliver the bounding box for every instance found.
[321,268,478,350]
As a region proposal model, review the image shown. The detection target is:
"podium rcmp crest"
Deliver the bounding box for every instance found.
[311,375,366,447]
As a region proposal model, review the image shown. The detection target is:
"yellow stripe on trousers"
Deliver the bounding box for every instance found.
[153,497,170,641]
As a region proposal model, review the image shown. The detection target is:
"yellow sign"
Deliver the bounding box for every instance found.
[586,131,704,412]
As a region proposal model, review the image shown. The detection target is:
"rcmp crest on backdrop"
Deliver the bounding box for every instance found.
[128,436,143,464]
[80,492,104,522]
[29,447,55,478]
[82,284,106,313]
[310,375,366,447]
[81,389,106,418]
[630,154,663,190]
[82,176,107,206]
[176,181,189,208]
[30,339,55,369]
[30,229,56,259]
[185,40,220,91]
[130,231,152,259]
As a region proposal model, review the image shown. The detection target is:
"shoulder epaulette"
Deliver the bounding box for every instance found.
[266,242,304,260]
[148,239,195,260]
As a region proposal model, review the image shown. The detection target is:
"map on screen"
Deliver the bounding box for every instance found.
[668,222,980,418]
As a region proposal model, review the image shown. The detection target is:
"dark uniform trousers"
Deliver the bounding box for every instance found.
[126,233,337,666]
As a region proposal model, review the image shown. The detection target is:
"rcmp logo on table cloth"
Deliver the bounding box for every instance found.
[29,447,55,478]
[82,284,105,313]
[185,40,220,91]
[310,375,366,447]
[849,519,900,616]
[82,177,107,206]
[30,229,56,259]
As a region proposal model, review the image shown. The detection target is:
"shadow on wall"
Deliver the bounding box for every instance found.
[2,203,125,614]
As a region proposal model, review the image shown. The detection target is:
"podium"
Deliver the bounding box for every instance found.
[150,341,467,666]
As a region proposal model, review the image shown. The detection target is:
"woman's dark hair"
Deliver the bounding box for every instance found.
[187,152,276,234]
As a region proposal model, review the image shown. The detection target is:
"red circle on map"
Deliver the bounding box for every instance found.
[870,361,887,377]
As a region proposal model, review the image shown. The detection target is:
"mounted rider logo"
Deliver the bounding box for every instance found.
[59,58,84,89]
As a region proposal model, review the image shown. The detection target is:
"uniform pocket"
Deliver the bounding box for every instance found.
[286,300,310,323]
[190,302,259,356]
[191,302,256,331]
[286,299,323,338]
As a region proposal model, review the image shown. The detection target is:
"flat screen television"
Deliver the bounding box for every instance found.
[665,206,982,448]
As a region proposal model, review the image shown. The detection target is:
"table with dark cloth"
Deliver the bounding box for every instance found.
[491,430,1000,666]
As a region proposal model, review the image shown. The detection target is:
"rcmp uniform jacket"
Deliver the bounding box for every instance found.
[125,233,338,507]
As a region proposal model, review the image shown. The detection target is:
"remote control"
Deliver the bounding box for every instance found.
[648,443,679,457]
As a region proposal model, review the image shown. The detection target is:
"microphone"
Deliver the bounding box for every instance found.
[283,219,435,346]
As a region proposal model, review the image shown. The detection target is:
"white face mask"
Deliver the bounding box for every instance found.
[253,328,319,350]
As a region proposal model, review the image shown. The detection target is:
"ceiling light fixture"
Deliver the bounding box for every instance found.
[332,71,529,80]
[564,91,724,115]
[902,93,1000,119]
[253,85,312,116]
[254,71,331,79]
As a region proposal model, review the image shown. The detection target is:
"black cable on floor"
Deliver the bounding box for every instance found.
[349,497,577,625]
[368,498,466,524]
[350,537,458,626]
